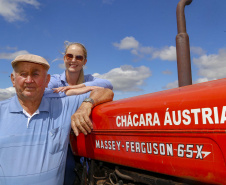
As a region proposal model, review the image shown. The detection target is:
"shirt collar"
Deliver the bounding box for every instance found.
[9,95,50,113]
[23,109,40,118]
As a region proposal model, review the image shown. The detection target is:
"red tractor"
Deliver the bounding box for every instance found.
[70,0,226,184]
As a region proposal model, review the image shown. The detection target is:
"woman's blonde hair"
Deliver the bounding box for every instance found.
[64,41,87,84]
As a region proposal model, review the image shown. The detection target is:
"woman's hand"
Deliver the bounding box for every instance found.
[53,84,86,93]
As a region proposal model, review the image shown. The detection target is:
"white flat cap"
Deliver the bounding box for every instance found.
[11,54,50,70]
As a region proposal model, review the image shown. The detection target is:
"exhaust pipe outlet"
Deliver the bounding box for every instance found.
[176,0,193,87]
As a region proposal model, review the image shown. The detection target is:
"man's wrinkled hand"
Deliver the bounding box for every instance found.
[71,102,93,136]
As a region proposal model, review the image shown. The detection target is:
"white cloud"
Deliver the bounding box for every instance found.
[194,77,209,84]
[113,37,139,50]
[139,46,154,55]
[152,46,205,61]
[162,70,172,75]
[0,50,29,60]
[113,37,209,63]
[113,36,226,91]
[163,80,178,89]
[0,87,15,101]
[134,46,155,59]
[113,36,176,61]
[193,49,226,81]
[152,46,176,61]
[190,46,206,56]
[0,0,40,22]
[164,48,226,89]
[93,65,151,91]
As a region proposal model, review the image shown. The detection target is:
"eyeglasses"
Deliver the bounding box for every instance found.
[65,54,84,62]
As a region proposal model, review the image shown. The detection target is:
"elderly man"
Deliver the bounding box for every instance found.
[0,54,113,185]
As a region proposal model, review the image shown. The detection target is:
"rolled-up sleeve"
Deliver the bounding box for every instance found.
[84,75,113,90]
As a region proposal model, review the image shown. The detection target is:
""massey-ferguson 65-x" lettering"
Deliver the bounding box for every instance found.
[95,140,211,160]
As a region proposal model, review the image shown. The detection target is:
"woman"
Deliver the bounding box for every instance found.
[48,41,113,93]
[48,41,113,185]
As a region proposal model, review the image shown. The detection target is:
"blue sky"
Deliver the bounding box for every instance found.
[0,0,226,101]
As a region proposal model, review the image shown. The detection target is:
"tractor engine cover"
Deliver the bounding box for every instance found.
[70,78,226,185]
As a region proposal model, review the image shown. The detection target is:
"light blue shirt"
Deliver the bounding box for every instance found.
[47,71,113,90]
[0,92,89,185]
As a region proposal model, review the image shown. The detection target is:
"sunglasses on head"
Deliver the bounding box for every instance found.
[65,54,84,61]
